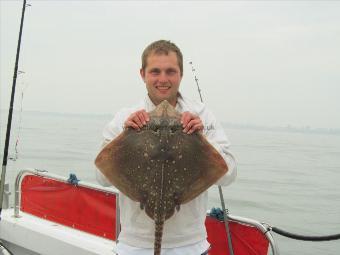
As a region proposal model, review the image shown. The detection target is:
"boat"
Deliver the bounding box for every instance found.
[2,168,340,255]
[0,168,277,255]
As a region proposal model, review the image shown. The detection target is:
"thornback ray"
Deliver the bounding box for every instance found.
[95,100,228,255]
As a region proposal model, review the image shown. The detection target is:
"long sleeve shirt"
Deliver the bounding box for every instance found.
[96,93,237,248]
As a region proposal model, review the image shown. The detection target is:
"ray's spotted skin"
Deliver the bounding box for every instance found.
[95,100,228,255]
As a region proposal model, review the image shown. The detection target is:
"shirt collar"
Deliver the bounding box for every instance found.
[144,92,186,112]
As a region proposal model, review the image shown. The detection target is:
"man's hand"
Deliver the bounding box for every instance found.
[181,112,203,134]
[124,110,149,131]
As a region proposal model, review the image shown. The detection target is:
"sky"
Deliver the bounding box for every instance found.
[1,0,340,129]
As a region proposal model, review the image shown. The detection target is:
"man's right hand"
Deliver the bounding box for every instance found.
[124,110,150,131]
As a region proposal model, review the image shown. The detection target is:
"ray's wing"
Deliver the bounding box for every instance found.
[95,128,160,203]
[166,132,228,204]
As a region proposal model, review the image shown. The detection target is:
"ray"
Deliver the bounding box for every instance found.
[95,100,228,255]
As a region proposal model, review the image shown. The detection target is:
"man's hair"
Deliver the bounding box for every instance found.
[141,40,183,76]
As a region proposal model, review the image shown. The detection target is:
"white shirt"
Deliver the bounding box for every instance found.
[115,240,210,255]
[96,94,237,255]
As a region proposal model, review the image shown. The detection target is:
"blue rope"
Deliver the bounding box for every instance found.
[208,207,225,222]
[67,173,80,185]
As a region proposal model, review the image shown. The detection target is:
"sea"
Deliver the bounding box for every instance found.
[1,110,339,255]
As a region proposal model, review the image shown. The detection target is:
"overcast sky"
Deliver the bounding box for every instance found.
[1,0,340,129]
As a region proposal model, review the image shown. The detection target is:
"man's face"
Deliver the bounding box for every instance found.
[140,51,182,107]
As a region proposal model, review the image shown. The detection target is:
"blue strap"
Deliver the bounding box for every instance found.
[67,173,80,185]
[208,207,225,221]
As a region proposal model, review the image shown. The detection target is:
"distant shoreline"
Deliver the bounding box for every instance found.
[222,122,340,136]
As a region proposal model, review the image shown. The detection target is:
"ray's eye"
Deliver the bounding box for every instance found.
[147,123,160,134]
[151,125,160,134]
[170,127,177,134]
[170,124,181,134]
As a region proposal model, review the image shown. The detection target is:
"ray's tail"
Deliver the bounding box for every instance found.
[154,216,165,255]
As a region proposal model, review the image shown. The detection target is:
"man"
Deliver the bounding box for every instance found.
[96,40,237,255]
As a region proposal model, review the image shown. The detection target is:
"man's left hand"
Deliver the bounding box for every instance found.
[181,112,203,134]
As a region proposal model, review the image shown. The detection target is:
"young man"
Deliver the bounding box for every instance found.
[96,40,237,255]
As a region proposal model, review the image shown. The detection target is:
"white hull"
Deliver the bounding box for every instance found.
[0,209,117,255]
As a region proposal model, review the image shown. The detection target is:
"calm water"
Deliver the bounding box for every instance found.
[1,111,340,254]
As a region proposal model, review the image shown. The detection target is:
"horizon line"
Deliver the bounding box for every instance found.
[1,108,339,134]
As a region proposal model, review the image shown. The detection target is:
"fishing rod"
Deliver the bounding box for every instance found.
[9,75,28,162]
[0,0,28,218]
[189,61,235,255]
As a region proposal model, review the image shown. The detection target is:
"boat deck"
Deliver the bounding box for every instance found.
[0,208,117,255]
